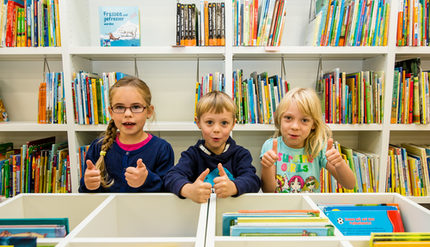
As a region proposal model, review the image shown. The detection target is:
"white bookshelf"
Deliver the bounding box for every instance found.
[0,0,430,202]
[0,193,428,246]
[0,193,208,247]
[205,193,430,247]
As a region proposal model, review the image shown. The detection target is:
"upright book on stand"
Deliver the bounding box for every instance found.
[99,6,140,47]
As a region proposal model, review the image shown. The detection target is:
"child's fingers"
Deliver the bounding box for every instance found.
[136,158,146,169]
[197,168,210,182]
[272,138,278,154]
[326,138,334,151]
[218,163,226,177]
[86,160,96,170]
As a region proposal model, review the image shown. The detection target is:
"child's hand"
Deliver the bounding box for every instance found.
[325,138,344,169]
[125,158,148,188]
[181,168,212,203]
[84,160,101,190]
[325,138,357,190]
[261,139,278,168]
[213,163,238,198]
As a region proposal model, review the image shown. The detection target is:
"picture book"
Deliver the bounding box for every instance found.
[321,204,404,236]
[99,6,140,47]
[0,218,69,238]
[0,236,36,247]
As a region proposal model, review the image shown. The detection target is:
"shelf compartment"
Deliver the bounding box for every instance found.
[0,194,110,245]
[307,193,430,232]
[71,194,206,245]
[206,193,325,247]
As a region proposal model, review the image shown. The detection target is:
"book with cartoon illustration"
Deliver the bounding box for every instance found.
[0,218,69,238]
[99,6,140,47]
[320,204,405,236]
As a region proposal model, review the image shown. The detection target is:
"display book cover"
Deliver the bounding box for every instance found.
[0,218,69,238]
[222,209,334,236]
[99,6,140,47]
[320,203,405,236]
[370,232,430,247]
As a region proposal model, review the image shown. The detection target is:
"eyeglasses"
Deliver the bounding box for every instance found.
[111,104,147,113]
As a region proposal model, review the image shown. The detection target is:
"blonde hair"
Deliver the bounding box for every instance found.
[196,91,236,121]
[274,87,331,158]
[96,76,152,188]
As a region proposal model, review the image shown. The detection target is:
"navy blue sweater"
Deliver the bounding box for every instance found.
[164,137,261,198]
[79,135,174,193]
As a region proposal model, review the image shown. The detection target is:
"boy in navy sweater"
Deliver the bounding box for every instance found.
[164,91,261,203]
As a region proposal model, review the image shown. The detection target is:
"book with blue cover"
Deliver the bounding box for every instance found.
[320,204,405,236]
[99,6,140,47]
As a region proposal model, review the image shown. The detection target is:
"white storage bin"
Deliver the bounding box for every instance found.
[0,193,110,246]
[58,194,207,247]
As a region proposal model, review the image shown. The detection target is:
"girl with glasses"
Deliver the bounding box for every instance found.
[79,76,174,193]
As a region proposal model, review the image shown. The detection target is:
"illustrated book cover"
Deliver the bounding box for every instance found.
[99,6,140,47]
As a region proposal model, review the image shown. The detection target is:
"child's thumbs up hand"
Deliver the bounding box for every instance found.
[325,138,342,169]
[261,139,279,168]
[213,163,238,198]
[84,159,101,190]
[182,168,212,204]
[125,158,148,188]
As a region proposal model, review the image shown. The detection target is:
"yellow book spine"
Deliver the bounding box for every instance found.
[91,79,98,125]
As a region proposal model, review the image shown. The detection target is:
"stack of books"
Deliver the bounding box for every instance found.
[222,209,334,236]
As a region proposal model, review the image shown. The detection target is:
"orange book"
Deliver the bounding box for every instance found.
[397,1,404,45]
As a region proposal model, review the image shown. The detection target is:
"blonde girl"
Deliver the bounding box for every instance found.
[260,87,356,193]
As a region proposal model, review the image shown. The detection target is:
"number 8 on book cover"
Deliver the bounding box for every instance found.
[99,6,141,47]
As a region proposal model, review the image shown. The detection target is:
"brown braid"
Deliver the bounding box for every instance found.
[95,119,117,188]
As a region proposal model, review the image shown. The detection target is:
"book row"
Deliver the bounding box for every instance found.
[309,0,390,46]
[321,141,379,193]
[391,58,430,124]
[0,137,70,198]
[37,72,65,124]
[176,1,225,47]
[233,0,287,46]
[317,69,385,124]
[233,70,289,124]
[396,0,430,46]
[222,204,405,237]
[0,0,61,48]
[71,71,127,125]
[387,143,430,197]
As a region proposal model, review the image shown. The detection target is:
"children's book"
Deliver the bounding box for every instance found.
[0,236,36,247]
[321,204,404,236]
[0,218,69,238]
[99,6,140,47]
